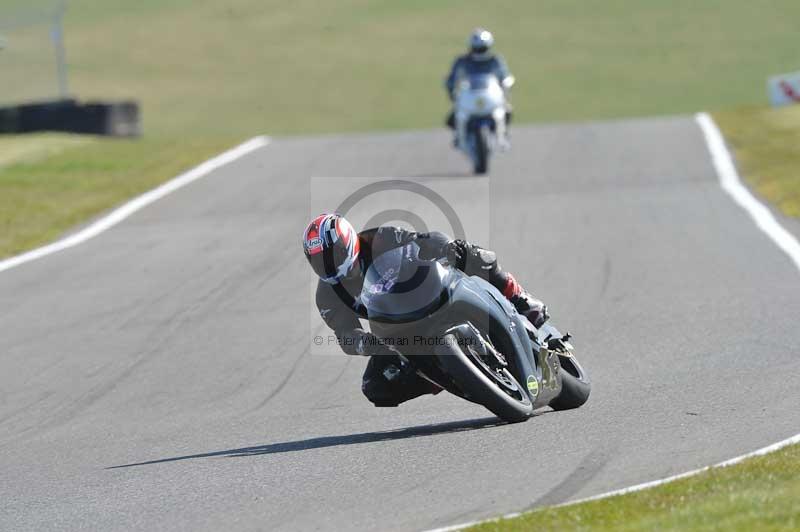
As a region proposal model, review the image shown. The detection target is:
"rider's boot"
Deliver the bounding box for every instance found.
[446,111,459,147]
[502,273,549,328]
[498,108,512,151]
[455,115,467,150]
[498,132,511,152]
[496,121,511,151]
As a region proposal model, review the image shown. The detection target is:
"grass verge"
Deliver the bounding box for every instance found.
[467,442,800,531]
[714,105,800,218]
[0,134,238,259]
[60,1,800,135]
[5,1,800,135]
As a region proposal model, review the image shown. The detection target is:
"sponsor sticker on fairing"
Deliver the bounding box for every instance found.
[527,375,539,398]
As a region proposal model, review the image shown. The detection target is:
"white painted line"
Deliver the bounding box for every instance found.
[425,113,800,532]
[0,136,271,274]
[565,431,800,507]
[425,431,800,532]
[696,112,800,272]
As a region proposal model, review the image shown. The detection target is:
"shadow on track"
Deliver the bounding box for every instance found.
[108,416,506,469]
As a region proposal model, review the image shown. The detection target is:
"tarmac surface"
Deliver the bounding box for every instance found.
[2,116,799,531]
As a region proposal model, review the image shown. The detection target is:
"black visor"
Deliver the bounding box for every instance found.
[306,238,351,282]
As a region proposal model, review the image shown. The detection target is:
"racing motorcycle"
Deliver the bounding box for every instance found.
[360,242,590,422]
[453,73,513,175]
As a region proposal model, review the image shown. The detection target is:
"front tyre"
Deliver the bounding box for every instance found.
[549,353,591,410]
[474,125,490,174]
[436,333,532,422]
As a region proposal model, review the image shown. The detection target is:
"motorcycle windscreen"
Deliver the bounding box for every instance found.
[360,243,451,323]
[456,74,505,116]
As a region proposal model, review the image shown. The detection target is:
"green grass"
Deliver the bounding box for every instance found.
[2,1,800,258]
[0,133,93,168]
[57,0,800,136]
[467,442,800,532]
[714,105,800,218]
[0,134,237,258]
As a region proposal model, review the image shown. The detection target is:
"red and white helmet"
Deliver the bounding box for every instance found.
[302,213,361,283]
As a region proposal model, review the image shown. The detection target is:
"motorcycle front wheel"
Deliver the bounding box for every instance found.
[435,333,532,422]
[473,125,490,175]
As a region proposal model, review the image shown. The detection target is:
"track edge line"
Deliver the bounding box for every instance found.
[695,112,800,271]
[423,111,800,532]
[0,135,271,274]
[425,431,800,532]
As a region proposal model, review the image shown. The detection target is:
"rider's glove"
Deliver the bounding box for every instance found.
[445,239,469,270]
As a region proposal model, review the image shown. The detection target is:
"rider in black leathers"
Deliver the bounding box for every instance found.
[303,214,547,407]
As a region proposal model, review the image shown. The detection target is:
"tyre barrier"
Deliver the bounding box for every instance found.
[0,99,140,137]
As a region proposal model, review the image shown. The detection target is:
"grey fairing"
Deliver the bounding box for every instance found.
[440,275,561,407]
[366,262,562,407]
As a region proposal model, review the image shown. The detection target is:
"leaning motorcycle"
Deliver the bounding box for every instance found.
[453,73,513,175]
[360,242,590,423]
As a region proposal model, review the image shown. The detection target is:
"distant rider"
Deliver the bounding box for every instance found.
[302,213,547,407]
[445,28,515,147]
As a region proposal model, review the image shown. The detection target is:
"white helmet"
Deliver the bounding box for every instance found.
[468,28,494,60]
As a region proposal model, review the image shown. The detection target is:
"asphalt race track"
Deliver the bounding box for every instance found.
[2,116,800,531]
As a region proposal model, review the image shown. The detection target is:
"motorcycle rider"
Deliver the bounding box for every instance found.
[445,28,514,148]
[302,213,548,407]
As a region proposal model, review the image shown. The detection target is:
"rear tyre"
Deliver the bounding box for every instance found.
[436,333,532,422]
[474,126,490,174]
[549,354,591,411]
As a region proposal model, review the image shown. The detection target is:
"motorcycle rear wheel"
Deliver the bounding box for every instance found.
[549,353,591,410]
[436,333,532,422]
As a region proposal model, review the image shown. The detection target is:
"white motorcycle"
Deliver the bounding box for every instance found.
[453,73,514,174]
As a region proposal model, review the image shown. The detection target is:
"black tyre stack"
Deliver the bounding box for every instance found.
[0,99,140,137]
